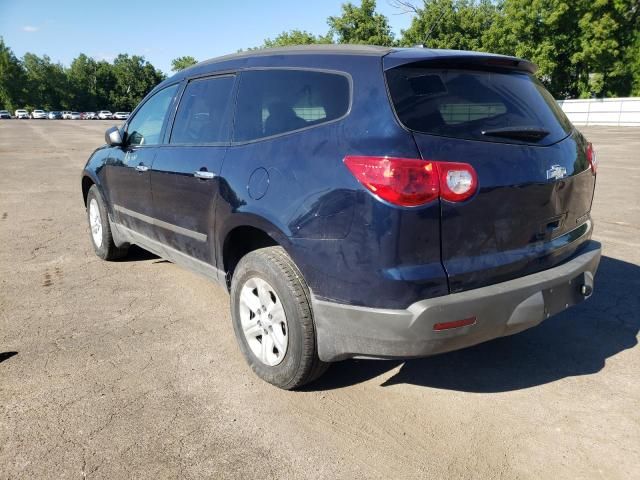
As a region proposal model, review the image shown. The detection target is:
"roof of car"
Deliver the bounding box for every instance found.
[191,44,531,68]
[198,44,392,66]
[156,44,393,89]
[156,45,534,92]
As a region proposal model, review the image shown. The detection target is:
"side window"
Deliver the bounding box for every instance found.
[234,69,350,142]
[170,75,235,144]
[126,84,179,146]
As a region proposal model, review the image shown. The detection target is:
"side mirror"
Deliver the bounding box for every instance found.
[105,126,123,146]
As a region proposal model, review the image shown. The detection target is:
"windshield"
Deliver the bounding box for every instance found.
[385,66,573,146]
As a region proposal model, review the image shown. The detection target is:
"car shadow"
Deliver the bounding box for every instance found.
[308,255,639,392]
[115,245,159,262]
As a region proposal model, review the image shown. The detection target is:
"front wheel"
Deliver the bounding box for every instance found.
[86,185,128,260]
[230,247,328,389]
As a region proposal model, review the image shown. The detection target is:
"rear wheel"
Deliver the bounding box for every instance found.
[230,247,328,389]
[86,185,128,260]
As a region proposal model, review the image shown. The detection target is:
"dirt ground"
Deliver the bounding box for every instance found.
[0,121,638,479]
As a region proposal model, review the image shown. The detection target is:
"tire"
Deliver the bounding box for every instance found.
[230,246,328,389]
[86,185,128,260]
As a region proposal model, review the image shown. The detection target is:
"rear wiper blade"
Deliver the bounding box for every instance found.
[481,127,550,141]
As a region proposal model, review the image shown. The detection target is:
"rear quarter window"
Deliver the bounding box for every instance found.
[234,69,350,142]
[385,66,573,145]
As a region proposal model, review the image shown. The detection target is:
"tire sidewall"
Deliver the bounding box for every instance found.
[230,253,310,388]
[86,186,110,259]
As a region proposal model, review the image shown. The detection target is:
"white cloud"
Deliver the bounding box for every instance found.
[93,52,116,62]
[22,25,39,32]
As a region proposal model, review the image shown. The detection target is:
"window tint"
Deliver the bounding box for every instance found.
[439,103,506,124]
[126,84,178,146]
[385,67,573,145]
[170,76,235,144]
[234,69,350,142]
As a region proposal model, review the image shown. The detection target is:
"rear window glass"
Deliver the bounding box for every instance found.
[234,69,350,142]
[385,66,573,145]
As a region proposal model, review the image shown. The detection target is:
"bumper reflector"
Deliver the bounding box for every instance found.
[433,317,477,331]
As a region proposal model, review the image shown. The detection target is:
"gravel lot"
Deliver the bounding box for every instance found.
[1,120,638,479]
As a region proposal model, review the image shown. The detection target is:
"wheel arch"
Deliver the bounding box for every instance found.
[219,213,293,288]
[81,171,117,224]
[81,174,96,206]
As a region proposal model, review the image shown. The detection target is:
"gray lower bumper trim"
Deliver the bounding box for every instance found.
[312,241,601,362]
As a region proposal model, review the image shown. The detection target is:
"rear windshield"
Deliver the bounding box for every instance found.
[385,66,573,145]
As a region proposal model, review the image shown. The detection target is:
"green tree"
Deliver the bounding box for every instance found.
[109,54,165,111]
[629,31,640,96]
[22,53,69,110]
[261,29,332,48]
[0,37,26,111]
[171,55,198,72]
[94,60,117,110]
[484,0,639,98]
[327,0,395,45]
[400,0,499,51]
[483,0,583,98]
[67,54,99,110]
[572,0,640,97]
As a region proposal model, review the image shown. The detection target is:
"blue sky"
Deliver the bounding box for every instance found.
[0,0,414,74]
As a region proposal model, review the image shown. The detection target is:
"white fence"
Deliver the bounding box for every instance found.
[557,97,640,127]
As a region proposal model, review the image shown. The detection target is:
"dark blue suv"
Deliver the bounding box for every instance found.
[81,45,601,389]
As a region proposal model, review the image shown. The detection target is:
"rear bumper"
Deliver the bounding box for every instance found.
[313,241,601,362]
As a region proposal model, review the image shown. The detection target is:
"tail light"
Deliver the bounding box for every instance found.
[437,162,478,202]
[586,142,597,174]
[343,156,477,207]
[342,156,438,207]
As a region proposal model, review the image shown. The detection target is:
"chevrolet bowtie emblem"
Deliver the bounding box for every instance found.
[546,164,567,180]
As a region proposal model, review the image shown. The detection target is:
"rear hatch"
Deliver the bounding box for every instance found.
[384,51,596,293]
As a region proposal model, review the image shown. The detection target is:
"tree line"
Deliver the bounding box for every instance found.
[1,0,638,113]
[0,43,166,112]
[260,0,640,99]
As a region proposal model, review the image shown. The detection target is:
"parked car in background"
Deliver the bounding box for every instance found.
[48,111,63,119]
[98,110,113,120]
[69,112,81,120]
[31,109,47,119]
[61,111,72,119]
[82,112,97,120]
[113,112,131,120]
[0,110,11,119]
[81,45,601,389]
[15,109,29,119]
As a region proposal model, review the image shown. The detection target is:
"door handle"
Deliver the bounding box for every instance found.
[135,164,149,172]
[194,170,216,179]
